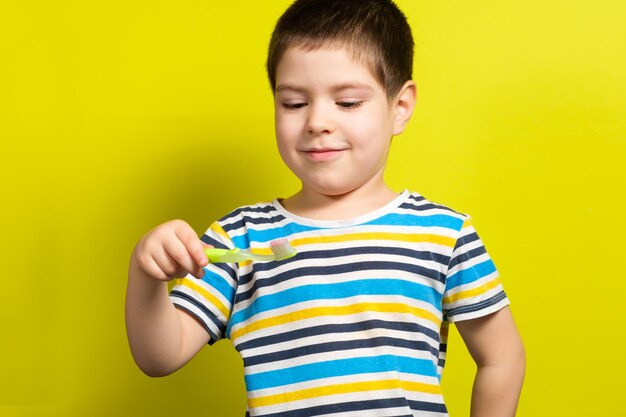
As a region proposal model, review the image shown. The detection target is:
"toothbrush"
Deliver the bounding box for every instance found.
[203,239,297,263]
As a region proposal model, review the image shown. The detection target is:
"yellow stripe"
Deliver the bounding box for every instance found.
[248,379,442,408]
[177,278,230,319]
[231,302,440,340]
[461,218,473,229]
[442,277,501,304]
[209,222,257,265]
[291,232,455,248]
[209,222,231,241]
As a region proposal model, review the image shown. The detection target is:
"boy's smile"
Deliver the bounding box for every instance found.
[302,147,347,162]
[274,46,415,214]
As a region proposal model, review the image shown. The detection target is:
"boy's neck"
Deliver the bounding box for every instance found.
[280,182,400,221]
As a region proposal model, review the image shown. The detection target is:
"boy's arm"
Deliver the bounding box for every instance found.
[125,262,211,376]
[125,220,212,377]
[455,306,526,417]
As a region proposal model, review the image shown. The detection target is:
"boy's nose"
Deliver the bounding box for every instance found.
[306,103,334,135]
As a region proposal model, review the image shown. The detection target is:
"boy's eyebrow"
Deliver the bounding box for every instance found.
[275,84,306,93]
[275,82,375,94]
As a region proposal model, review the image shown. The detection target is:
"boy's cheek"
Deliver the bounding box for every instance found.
[275,122,299,144]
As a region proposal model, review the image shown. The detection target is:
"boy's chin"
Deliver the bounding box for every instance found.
[302,183,365,198]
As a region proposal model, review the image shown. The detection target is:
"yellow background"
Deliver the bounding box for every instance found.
[1,1,624,416]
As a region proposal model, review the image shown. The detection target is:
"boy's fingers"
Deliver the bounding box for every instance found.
[152,248,182,279]
[143,255,171,281]
[164,238,199,278]
[175,226,209,267]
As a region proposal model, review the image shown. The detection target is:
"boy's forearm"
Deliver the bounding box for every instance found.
[125,259,185,376]
[455,307,525,417]
[470,358,525,417]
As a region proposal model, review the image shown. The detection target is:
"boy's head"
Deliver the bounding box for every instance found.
[267,0,414,100]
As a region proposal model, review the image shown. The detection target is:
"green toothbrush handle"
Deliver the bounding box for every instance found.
[203,247,234,263]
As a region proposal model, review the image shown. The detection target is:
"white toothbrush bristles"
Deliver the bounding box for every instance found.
[270,239,297,261]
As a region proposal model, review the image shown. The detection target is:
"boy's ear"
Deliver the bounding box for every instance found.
[392,81,417,135]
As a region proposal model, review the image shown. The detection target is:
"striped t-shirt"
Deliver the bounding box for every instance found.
[170,190,509,417]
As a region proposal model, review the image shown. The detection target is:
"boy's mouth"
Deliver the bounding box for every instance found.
[302,147,347,162]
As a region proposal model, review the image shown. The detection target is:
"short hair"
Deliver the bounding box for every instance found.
[266,0,414,99]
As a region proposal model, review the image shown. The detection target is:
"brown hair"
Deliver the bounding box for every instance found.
[266,0,414,99]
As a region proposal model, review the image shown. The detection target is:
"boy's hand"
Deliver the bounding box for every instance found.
[131,219,210,281]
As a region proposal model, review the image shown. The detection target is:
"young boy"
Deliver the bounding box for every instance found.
[125,0,525,416]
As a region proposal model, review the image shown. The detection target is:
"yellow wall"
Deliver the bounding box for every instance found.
[1,1,624,416]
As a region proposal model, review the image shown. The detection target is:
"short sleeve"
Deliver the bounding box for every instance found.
[442,217,509,322]
[169,222,238,343]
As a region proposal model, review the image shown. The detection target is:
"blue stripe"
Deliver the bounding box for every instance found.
[232,223,319,247]
[230,279,441,328]
[200,269,236,303]
[365,213,464,230]
[236,261,446,305]
[446,259,497,289]
[231,235,250,251]
[230,214,463,247]
[245,355,438,391]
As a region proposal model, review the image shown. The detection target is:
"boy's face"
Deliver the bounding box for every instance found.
[274,46,407,198]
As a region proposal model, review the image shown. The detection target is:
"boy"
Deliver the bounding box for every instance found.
[125,0,525,416]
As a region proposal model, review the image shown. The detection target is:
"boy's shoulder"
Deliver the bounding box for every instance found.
[218,200,279,221]
[214,200,284,231]
[400,190,470,223]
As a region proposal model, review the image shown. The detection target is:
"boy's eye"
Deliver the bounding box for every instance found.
[282,102,307,110]
[337,101,363,109]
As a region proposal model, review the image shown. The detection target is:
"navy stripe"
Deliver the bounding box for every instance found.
[198,235,238,281]
[452,231,479,252]
[238,246,450,287]
[219,204,278,222]
[445,290,508,319]
[255,397,414,417]
[408,399,449,413]
[243,336,440,367]
[199,234,242,284]
[170,299,219,342]
[222,214,287,233]
[448,245,487,270]
[236,319,440,351]
[170,290,224,337]
[407,194,426,203]
[257,246,451,271]
[200,234,229,249]
[399,201,462,216]
[236,261,445,305]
